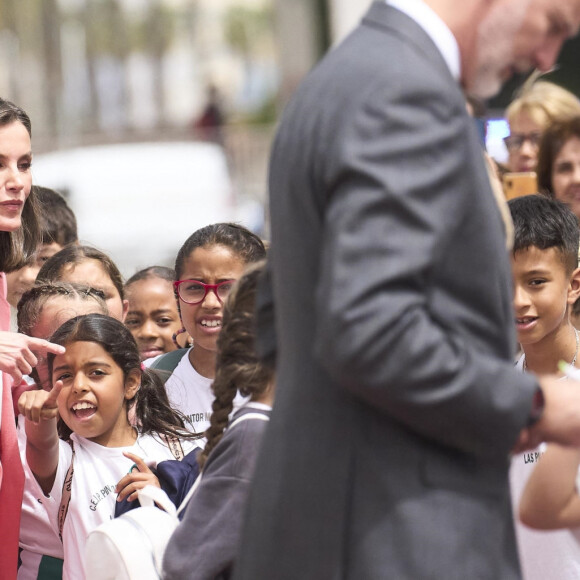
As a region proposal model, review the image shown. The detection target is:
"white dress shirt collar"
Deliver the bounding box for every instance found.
[385,0,461,82]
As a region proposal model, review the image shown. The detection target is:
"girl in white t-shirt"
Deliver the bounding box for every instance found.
[159,223,266,434]
[16,282,109,580]
[18,313,200,580]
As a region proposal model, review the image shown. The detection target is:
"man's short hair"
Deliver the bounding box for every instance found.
[35,186,78,247]
[509,194,579,273]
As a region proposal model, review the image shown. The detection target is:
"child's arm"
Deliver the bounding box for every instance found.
[519,444,580,529]
[18,381,63,495]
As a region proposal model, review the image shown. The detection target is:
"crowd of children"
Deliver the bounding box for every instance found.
[0,102,273,579]
[3,217,271,579]
[6,206,269,579]
[0,168,259,578]
[4,74,580,579]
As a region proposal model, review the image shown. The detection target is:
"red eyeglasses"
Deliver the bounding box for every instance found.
[173,279,235,305]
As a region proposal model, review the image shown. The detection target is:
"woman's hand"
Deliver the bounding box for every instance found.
[18,380,62,424]
[0,332,65,383]
[116,452,161,503]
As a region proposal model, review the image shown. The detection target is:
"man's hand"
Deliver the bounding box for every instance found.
[0,332,65,383]
[525,375,580,449]
[511,426,544,454]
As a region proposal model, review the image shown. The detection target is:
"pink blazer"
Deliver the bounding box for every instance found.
[0,272,24,579]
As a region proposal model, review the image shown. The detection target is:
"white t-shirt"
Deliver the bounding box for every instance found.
[162,348,246,435]
[510,355,580,580]
[17,417,63,580]
[30,432,198,580]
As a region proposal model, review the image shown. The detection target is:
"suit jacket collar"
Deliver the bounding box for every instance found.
[385,0,460,80]
[362,1,457,85]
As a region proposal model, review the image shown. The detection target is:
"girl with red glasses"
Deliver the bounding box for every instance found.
[149,223,266,436]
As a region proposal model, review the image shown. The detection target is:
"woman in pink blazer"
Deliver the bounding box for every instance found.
[0,98,64,579]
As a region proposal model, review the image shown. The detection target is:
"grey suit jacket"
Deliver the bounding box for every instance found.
[234,4,538,579]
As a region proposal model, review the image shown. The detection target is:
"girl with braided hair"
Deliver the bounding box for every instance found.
[17,282,109,392]
[163,261,275,580]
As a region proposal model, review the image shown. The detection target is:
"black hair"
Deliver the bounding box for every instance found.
[0,97,31,135]
[47,313,199,442]
[125,266,175,287]
[34,186,78,247]
[17,281,107,337]
[37,245,125,300]
[509,194,579,273]
[199,261,274,469]
[18,282,108,387]
[174,223,266,280]
[0,98,41,272]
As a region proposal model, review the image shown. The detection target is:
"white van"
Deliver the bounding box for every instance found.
[31,141,236,277]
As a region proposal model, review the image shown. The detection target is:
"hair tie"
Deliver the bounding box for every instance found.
[172,327,186,348]
[140,362,146,371]
[173,327,193,349]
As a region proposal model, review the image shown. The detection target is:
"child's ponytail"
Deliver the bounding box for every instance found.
[133,368,199,441]
[199,261,273,469]
[200,376,238,469]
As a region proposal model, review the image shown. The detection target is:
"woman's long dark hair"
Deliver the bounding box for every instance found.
[47,313,200,442]
[0,98,41,272]
[199,261,273,469]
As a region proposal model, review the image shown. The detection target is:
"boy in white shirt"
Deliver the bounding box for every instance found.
[508,194,580,580]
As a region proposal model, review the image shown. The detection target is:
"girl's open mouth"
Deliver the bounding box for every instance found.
[72,401,97,420]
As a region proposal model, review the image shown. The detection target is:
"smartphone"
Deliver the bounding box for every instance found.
[503,172,538,200]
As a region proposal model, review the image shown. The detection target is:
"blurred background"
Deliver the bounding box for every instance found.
[0,0,372,274]
[2,0,580,274]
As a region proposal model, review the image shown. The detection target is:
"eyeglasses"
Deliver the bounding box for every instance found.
[173,279,235,305]
[503,132,542,151]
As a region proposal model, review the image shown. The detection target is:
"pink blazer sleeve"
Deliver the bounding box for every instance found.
[0,271,25,578]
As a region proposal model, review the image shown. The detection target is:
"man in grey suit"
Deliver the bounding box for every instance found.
[234,1,580,578]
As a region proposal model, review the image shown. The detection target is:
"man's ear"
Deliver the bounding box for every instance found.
[568,267,580,304]
[124,369,141,400]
